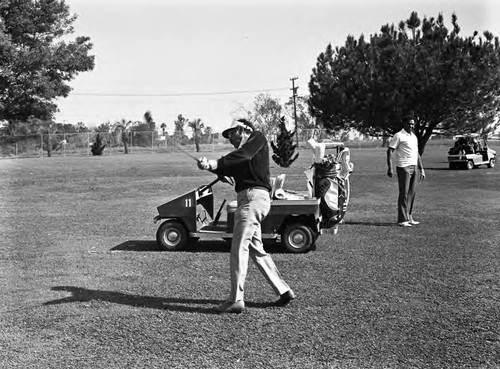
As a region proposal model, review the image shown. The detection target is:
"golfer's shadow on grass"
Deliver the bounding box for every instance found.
[111,240,231,253]
[111,240,284,253]
[45,286,276,314]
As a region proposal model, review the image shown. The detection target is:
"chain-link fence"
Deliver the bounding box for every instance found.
[0,129,458,159]
[0,131,226,158]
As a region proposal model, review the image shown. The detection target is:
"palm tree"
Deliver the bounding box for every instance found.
[34,119,56,157]
[113,119,134,154]
[188,118,204,152]
[204,126,213,144]
[144,111,155,130]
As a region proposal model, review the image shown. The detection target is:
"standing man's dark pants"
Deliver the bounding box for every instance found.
[396,165,417,223]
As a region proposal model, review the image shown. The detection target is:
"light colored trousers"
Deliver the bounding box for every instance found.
[230,188,290,302]
[396,165,417,223]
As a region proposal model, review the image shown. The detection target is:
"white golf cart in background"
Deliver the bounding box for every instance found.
[447,134,496,170]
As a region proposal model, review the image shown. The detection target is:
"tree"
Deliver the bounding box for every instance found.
[90,132,105,156]
[284,95,316,141]
[75,122,89,133]
[173,114,188,145]
[204,126,213,144]
[160,123,167,135]
[0,0,95,125]
[113,119,133,154]
[132,112,155,148]
[95,122,112,133]
[144,110,155,130]
[271,116,299,168]
[57,122,77,134]
[284,95,315,129]
[308,12,500,154]
[188,118,204,152]
[0,118,31,135]
[251,93,283,136]
[31,118,58,157]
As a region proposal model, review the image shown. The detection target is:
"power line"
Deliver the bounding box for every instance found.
[71,87,290,97]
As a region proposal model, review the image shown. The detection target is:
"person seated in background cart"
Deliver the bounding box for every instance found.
[449,136,482,155]
[197,118,295,314]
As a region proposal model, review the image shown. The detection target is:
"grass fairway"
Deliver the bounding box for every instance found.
[1,143,499,368]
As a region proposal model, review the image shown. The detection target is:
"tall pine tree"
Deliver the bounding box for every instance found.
[309,12,500,154]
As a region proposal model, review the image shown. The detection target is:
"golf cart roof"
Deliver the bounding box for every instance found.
[453,133,480,139]
[321,140,344,149]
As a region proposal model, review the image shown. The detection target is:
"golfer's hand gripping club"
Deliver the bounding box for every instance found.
[197,157,208,170]
[197,157,217,171]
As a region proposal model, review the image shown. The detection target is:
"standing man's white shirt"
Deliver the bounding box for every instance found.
[388,129,419,167]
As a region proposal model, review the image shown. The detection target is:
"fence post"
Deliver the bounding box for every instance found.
[40,134,43,158]
[152,131,154,152]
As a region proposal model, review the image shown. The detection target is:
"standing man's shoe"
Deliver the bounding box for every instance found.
[408,217,420,225]
[398,221,412,227]
[276,290,296,306]
[217,300,245,314]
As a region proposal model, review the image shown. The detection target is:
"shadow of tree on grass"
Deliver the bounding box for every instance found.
[45,286,276,314]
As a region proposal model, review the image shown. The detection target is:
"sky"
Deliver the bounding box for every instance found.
[55,0,500,134]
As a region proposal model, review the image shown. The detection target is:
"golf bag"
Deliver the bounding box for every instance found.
[313,148,352,227]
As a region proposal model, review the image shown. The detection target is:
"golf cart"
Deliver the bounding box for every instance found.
[154,141,353,253]
[447,134,496,170]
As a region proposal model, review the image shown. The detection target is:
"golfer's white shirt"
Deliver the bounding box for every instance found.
[389,129,418,167]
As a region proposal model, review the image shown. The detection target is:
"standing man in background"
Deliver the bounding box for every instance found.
[197,118,295,314]
[387,116,426,227]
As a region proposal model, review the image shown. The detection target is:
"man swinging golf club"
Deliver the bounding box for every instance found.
[197,118,295,314]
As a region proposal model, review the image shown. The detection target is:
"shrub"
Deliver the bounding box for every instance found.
[271,116,299,168]
[91,133,106,156]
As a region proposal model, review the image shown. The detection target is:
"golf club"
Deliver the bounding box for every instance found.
[176,144,198,162]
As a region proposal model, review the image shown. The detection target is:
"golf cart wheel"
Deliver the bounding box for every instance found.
[466,160,474,170]
[488,158,495,168]
[156,220,188,251]
[282,224,315,254]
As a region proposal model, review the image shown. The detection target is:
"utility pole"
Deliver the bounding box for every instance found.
[290,77,299,148]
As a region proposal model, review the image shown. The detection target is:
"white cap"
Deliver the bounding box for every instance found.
[222,118,254,139]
